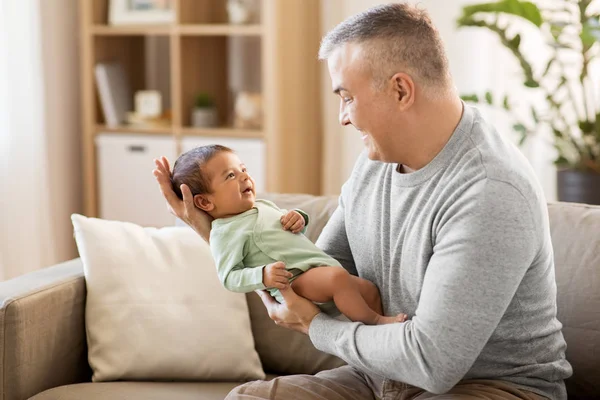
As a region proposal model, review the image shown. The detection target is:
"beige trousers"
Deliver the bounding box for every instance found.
[226,366,547,400]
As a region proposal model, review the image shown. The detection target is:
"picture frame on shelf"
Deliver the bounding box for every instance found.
[109,0,175,25]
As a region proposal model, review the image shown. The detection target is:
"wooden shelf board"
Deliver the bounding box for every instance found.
[95,125,174,135]
[91,25,173,36]
[90,24,263,37]
[177,24,263,36]
[180,127,264,139]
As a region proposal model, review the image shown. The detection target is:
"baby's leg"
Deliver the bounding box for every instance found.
[291,267,404,325]
[351,276,383,315]
[352,276,408,322]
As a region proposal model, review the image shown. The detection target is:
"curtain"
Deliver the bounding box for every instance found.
[0,0,81,280]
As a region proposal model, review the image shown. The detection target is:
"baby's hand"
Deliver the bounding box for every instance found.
[280,211,305,234]
[263,262,293,290]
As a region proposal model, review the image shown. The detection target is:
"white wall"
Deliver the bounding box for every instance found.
[320,0,559,200]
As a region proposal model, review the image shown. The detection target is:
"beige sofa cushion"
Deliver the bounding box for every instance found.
[251,193,346,374]
[548,202,600,399]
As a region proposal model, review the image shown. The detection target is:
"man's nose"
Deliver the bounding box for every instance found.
[339,104,350,126]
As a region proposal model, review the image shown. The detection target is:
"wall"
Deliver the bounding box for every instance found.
[40,0,83,265]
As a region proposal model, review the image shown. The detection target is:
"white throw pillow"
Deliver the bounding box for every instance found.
[71,214,265,382]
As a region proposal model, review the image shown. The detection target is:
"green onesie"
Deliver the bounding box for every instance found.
[210,199,342,306]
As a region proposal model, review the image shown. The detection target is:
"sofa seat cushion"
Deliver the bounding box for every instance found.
[29,380,251,400]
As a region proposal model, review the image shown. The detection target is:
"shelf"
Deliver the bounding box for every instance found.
[90,24,263,37]
[177,24,262,36]
[181,127,263,139]
[95,125,174,135]
[91,25,173,36]
[95,125,262,138]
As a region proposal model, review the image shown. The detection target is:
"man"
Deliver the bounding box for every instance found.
[154,3,571,399]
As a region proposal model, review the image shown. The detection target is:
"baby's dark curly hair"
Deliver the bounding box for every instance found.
[171,144,234,199]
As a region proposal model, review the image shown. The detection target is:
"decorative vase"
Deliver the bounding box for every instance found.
[192,107,217,128]
[557,169,600,205]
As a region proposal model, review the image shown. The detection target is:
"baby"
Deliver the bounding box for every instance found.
[171,144,407,325]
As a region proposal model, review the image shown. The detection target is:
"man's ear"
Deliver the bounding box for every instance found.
[193,194,214,212]
[390,72,415,110]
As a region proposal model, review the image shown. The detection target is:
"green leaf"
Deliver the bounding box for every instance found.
[542,57,555,76]
[554,155,571,166]
[549,22,566,39]
[503,95,510,110]
[459,0,543,28]
[552,128,563,138]
[581,16,600,48]
[518,133,528,146]
[509,34,522,49]
[461,94,480,103]
[485,91,493,105]
[524,79,540,88]
[513,123,527,134]
[531,107,539,123]
[579,120,595,134]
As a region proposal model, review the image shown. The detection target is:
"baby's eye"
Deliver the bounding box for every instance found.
[242,168,247,173]
[228,172,235,179]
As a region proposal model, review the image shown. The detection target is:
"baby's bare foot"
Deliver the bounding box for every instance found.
[374,313,408,325]
[396,313,408,323]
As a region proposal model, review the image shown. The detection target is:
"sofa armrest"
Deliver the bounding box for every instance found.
[0,258,91,400]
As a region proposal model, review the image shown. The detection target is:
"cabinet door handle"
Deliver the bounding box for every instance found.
[128,145,146,153]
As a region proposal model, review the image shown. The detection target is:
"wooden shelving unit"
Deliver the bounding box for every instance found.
[79,0,322,218]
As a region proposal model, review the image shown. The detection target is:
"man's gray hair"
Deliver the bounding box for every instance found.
[319,3,452,94]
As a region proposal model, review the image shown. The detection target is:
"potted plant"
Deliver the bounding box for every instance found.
[456,0,600,204]
[192,93,218,128]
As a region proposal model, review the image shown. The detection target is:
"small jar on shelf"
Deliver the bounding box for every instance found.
[226,0,258,24]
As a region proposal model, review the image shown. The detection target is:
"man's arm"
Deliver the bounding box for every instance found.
[309,180,539,394]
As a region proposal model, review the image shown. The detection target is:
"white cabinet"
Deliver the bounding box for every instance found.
[96,134,177,227]
[181,137,266,193]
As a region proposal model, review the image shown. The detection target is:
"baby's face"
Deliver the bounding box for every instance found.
[203,151,256,218]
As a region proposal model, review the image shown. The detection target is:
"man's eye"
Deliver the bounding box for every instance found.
[343,97,352,103]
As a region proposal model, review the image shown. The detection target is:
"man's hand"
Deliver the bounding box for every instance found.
[255,286,320,335]
[280,210,305,233]
[263,261,293,289]
[152,156,213,242]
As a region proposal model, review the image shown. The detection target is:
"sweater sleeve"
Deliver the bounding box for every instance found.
[316,182,358,276]
[309,179,539,394]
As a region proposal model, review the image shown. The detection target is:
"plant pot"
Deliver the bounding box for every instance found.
[557,169,600,205]
[192,107,217,128]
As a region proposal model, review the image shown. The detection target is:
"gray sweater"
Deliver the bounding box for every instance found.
[310,105,572,399]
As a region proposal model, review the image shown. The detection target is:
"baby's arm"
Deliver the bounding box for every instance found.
[213,240,265,293]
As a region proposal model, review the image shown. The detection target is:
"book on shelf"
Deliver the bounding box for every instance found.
[94,62,132,127]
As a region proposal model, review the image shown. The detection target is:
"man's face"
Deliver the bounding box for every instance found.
[201,152,256,218]
[327,43,399,162]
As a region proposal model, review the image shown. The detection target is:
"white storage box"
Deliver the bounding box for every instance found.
[96,134,177,227]
[181,137,266,193]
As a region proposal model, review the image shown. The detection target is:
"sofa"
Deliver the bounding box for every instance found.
[1,193,598,400]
